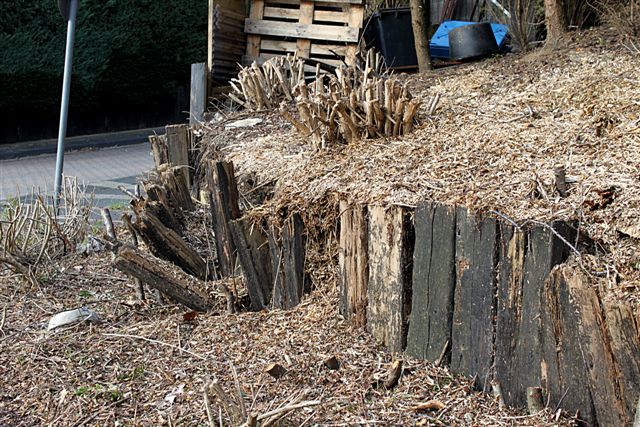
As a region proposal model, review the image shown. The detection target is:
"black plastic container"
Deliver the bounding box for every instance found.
[363,8,418,70]
[448,22,499,60]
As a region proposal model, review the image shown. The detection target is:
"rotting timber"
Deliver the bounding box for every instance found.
[117,121,640,427]
[118,42,639,426]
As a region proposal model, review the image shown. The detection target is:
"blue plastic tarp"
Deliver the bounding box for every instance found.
[429,20,509,59]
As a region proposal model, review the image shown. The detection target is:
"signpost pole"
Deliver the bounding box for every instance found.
[54,0,79,212]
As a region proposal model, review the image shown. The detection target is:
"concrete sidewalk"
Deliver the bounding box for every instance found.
[0,127,164,160]
[0,143,154,212]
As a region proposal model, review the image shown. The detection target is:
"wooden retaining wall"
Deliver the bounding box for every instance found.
[339,200,640,426]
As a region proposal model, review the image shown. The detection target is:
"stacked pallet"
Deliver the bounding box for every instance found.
[244,0,365,67]
[208,2,248,85]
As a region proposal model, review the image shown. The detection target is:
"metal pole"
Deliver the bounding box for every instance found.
[54,0,78,211]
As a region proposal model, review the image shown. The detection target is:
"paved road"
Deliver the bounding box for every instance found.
[0,143,154,212]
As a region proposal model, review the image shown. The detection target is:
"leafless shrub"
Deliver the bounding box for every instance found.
[0,177,94,284]
[564,0,595,28]
[589,0,640,53]
[488,0,542,52]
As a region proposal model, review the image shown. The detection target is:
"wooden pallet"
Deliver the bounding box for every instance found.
[244,0,365,67]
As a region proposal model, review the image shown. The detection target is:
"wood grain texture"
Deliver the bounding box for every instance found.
[495,222,575,407]
[450,207,497,388]
[207,161,241,278]
[230,217,273,310]
[366,205,413,352]
[339,201,369,327]
[245,19,360,43]
[114,246,214,312]
[406,202,456,362]
[269,213,307,309]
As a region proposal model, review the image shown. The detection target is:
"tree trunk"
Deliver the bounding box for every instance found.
[410,0,432,72]
[544,0,568,47]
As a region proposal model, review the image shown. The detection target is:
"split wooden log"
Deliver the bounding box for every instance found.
[554,166,568,197]
[113,246,214,312]
[135,210,207,280]
[230,217,273,310]
[138,186,183,234]
[165,124,192,187]
[406,202,456,362]
[207,161,241,278]
[450,207,497,389]
[339,201,369,327]
[100,208,117,241]
[149,134,169,168]
[267,213,306,310]
[158,165,194,213]
[540,265,640,425]
[122,213,145,300]
[366,206,413,353]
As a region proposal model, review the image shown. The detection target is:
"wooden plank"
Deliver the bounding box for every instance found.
[261,39,297,53]
[603,301,640,422]
[541,265,640,425]
[258,52,342,68]
[406,202,457,362]
[345,3,363,64]
[263,6,350,23]
[339,201,369,327]
[246,0,265,58]
[269,214,306,309]
[263,6,299,20]
[207,161,241,278]
[296,1,315,59]
[540,266,597,425]
[259,39,347,59]
[212,1,247,18]
[265,0,364,5]
[190,63,207,126]
[495,222,575,408]
[245,19,359,43]
[230,217,273,310]
[450,207,497,388]
[113,246,214,312]
[135,210,207,280]
[366,205,413,352]
[570,276,631,426]
[311,43,349,57]
[165,124,191,186]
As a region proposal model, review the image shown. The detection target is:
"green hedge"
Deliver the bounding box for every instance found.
[0,0,207,115]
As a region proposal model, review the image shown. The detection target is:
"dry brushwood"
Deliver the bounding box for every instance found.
[228,50,430,148]
[282,54,428,148]
[229,55,304,111]
[0,178,93,283]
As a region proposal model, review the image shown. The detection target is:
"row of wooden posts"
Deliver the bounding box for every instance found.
[117,125,307,313]
[338,201,640,426]
[119,124,639,426]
